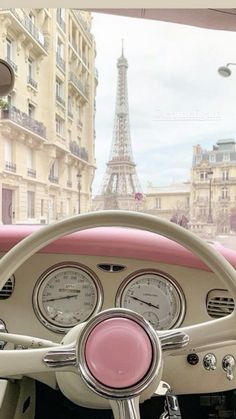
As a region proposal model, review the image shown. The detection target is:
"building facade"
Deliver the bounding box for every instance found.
[145,183,190,222]
[0,8,97,224]
[190,140,236,234]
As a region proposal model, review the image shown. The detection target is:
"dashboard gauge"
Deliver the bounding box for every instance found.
[116,270,185,330]
[33,263,103,333]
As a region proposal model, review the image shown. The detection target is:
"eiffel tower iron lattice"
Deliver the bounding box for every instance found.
[94,42,143,211]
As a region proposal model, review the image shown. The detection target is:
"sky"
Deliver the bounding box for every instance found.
[91,12,236,195]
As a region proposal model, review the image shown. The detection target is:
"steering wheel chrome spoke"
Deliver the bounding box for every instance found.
[0,346,60,376]
[43,345,77,368]
[158,330,189,352]
[109,397,141,419]
[159,313,236,357]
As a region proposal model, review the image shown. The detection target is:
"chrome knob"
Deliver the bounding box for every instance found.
[222,355,235,381]
[203,353,217,371]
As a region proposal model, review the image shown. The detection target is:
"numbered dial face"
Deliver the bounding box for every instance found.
[116,271,185,330]
[33,264,102,333]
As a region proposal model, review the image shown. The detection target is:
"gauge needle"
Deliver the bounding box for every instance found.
[43,295,79,302]
[129,296,159,309]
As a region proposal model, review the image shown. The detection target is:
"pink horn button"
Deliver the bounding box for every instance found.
[85,318,153,389]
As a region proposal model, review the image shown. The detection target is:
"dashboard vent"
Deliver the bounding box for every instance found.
[97,264,126,273]
[0,276,15,300]
[207,289,235,318]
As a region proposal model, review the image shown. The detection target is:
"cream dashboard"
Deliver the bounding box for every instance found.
[0,225,236,395]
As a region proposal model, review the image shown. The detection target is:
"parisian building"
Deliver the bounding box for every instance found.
[0,8,97,224]
[144,183,190,223]
[190,139,236,234]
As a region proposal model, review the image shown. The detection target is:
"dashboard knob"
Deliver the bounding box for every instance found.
[203,353,217,371]
[222,355,235,381]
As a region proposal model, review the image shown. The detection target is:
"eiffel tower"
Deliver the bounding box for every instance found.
[93,42,143,211]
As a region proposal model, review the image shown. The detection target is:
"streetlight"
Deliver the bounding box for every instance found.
[77,171,82,214]
[207,170,214,224]
[218,63,236,77]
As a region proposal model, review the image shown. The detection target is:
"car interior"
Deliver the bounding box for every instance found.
[1,6,236,419]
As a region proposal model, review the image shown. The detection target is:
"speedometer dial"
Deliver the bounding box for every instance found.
[33,263,103,333]
[116,270,185,330]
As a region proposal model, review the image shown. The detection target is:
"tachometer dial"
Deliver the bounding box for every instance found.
[33,263,103,333]
[116,270,185,330]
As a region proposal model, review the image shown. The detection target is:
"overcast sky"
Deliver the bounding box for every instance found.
[91,12,236,195]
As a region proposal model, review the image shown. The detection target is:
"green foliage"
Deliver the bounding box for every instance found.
[0,99,9,110]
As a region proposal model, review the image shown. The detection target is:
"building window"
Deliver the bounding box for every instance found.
[49,195,56,220]
[156,197,161,209]
[28,58,33,79]
[223,153,230,162]
[209,154,216,163]
[68,96,73,114]
[200,171,208,180]
[196,155,202,164]
[6,38,12,60]
[4,138,13,163]
[56,78,65,105]
[57,8,66,31]
[27,147,34,169]
[77,136,81,147]
[27,58,37,88]
[56,78,63,97]
[49,159,59,184]
[29,12,35,23]
[222,187,228,199]
[222,170,229,181]
[57,37,64,58]
[27,191,35,218]
[55,115,64,136]
[28,103,35,119]
[66,198,71,216]
[41,199,44,217]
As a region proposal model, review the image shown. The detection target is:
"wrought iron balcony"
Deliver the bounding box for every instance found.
[196,197,208,203]
[56,9,66,32]
[69,72,88,99]
[1,106,46,139]
[56,52,65,72]
[0,9,48,52]
[27,77,38,89]
[27,168,36,178]
[5,57,17,73]
[69,141,88,161]
[5,161,16,172]
[218,196,230,201]
[56,95,65,107]
[48,174,59,184]
[67,180,72,188]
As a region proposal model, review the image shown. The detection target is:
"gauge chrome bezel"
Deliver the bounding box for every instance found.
[33,262,103,334]
[115,269,186,330]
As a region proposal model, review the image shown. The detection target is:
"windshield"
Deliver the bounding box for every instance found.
[1,9,236,250]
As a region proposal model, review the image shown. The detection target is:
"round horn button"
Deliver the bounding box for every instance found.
[85,317,153,388]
